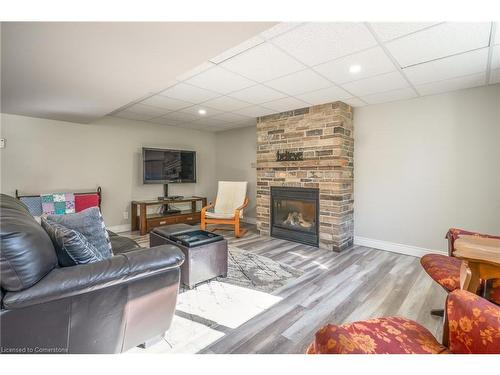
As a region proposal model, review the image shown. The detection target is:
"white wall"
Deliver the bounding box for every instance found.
[214,126,257,221]
[354,84,500,252]
[0,113,218,229]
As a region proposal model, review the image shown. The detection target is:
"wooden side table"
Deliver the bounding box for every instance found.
[453,235,500,293]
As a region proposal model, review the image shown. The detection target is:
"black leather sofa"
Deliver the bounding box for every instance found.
[0,194,185,354]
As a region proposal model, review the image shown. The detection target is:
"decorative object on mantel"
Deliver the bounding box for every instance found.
[276,150,303,161]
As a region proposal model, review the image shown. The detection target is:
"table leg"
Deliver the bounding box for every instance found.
[466,262,481,294]
[131,202,138,231]
[139,203,147,235]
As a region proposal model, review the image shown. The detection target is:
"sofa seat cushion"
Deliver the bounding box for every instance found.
[420,253,462,292]
[0,194,58,291]
[41,218,105,266]
[109,234,141,254]
[47,207,112,258]
[307,317,449,354]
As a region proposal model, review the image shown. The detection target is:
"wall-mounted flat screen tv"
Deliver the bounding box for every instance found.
[143,147,196,184]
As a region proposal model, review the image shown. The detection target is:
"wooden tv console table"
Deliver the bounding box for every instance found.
[131,196,207,235]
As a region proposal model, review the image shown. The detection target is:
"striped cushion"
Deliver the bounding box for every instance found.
[41,218,105,267]
[46,207,112,259]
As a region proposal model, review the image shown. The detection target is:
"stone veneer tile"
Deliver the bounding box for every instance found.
[256,101,354,252]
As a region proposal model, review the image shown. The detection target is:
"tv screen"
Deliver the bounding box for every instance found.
[143,148,196,184]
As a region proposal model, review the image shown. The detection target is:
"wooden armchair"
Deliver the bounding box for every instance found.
[200,181,249,238]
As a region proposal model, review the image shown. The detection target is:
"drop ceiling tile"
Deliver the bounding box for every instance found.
[185,66,255,94]
[210,112,252,123]
[261,97,309,113]
[160,82,220,103]
[313,47,396,84]
[416,73,486,96]
[341,97,367,107]
[491,45,500,69]
[272,22,377,66]
[191,117,231,127]
[147,117,184,126]
[295,85,352,105]
[228,85,286,104]
[175,62,216,81]
[220,42,305,82]
[369,22,441,42]
[202,96,252,111]
[209,36,265,64]
[114,110,154,121]
[361,87,417,105]
[126,103,170,117]
[341,71,409,97]
[141,95,192,111]
[260,23,304,40]
[161,111,200,123]
[234,105,276,117]
[385,22,491,67]
[266,69,332,96]
[404,48,488,85]
[180,105,223,117]
[180,122,214,131]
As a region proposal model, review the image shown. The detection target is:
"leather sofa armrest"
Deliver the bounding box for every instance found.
[3,245,184,309]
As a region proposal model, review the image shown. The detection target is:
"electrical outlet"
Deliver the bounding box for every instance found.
[123,211,129,220]
[0,139,5,149]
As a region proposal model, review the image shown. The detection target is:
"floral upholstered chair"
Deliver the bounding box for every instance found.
[306,289,500,354]
[420,228,500,315]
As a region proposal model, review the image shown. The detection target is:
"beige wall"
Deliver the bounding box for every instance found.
[0,113,218,229]
[214,125,257,221]
[354,84,500,251]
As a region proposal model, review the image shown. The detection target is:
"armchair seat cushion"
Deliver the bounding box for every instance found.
[420,253,462,292]
[205,211,235,220]
[306,317,449,354]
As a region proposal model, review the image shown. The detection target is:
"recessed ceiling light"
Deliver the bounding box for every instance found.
[198,109,207,115]
[349,64,362,74]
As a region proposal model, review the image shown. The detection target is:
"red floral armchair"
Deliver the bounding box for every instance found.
[420,228,500,304]
[306,290,500,354]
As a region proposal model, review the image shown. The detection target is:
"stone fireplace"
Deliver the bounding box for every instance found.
[271,186,319,246]
[256,101,354,252]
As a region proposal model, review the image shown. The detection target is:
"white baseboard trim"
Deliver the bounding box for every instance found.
[107,224,131,233]
[354,236,446,258]
[242,217,257,225]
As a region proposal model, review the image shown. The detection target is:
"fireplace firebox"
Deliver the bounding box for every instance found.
[270,187,319,247]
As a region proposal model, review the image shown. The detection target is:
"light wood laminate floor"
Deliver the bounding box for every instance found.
[124,224,446,354]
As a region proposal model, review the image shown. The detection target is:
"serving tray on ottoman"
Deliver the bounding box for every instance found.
[150,224,228,289]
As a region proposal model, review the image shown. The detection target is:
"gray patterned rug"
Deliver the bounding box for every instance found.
[217,246,303,293]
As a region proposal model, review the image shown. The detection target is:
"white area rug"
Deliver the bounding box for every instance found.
[124,238,303,354]
[128,281,281,353]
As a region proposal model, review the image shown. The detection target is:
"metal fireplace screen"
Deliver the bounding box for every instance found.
[270,187,319,247]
